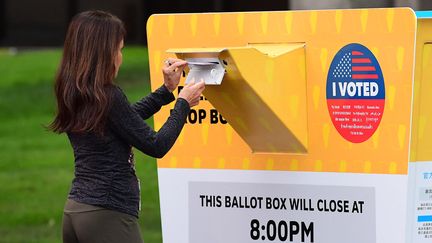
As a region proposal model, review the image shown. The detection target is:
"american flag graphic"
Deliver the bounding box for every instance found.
[326,43,385,143]
[332,51,379,81]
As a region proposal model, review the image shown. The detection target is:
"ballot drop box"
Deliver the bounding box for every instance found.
[146,8,432,243]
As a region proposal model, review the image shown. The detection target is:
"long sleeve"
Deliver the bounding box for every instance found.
[131,85,175,120]
[108,86,190,158]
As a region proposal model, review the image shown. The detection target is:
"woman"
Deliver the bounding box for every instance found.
[49,10,204,243]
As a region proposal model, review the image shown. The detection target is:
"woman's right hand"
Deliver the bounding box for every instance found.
[178,79,205,107]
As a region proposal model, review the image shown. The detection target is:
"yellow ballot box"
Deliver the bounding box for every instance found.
[146,8,432,243]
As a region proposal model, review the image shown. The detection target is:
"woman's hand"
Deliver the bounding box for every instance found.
[178,79,205,107]
[163,58,187,92]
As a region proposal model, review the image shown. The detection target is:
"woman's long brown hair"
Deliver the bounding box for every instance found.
[49,10,125,134]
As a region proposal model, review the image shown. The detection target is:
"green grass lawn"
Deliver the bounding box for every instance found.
[0,47,162,242]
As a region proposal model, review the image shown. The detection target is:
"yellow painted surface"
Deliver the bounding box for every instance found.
[410,17,432,162]
[172,44,308,153]
[147,9,417,174]
[170,43,308,153]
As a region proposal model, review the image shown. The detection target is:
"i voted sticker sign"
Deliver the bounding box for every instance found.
[326,43,385,143]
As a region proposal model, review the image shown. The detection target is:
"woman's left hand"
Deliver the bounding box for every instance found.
[163,58,187,92]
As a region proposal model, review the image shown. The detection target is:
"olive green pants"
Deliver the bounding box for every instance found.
[62,199,143,243]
